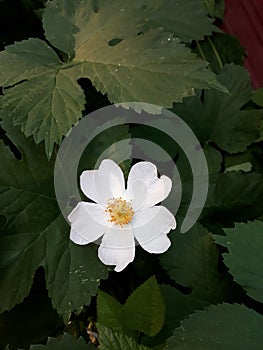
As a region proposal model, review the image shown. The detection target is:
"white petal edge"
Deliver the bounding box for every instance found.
[127,162,172,210]
[68,202,108,244]
[98,225,135,272]
[132,206,176,253]
[80,159,125,205]
[140,233,171,254]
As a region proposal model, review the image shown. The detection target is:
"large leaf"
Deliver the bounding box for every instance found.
[165,303,263,350]
[30,333,95,349]
[123,276,166,337]
[144,0,216,41]
[97,324,149,350]
[1,0,226,157]
[214,221,263,304]
[173,64,261,153]
[0,120,109,320]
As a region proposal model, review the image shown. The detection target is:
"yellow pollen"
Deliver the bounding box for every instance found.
[105,197,134,227]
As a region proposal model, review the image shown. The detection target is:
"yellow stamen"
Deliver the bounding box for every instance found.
[105,197,134,227]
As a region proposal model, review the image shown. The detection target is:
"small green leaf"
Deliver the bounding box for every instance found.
[122,276,165,337]
[214,221,263,304]
[30,333,95,349]
[97,324,149,350]
[97,290,123,331]
[166,303,263,350]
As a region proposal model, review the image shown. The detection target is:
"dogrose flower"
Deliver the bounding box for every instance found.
[68,159,176,272]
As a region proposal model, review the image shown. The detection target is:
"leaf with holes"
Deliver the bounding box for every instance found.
[144,0,217,41]
[0,0,227,158]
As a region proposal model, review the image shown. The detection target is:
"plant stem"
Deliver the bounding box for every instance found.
[195,40,207,61]
[207,36,223,69]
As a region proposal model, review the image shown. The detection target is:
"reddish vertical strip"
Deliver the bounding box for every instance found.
[222,0,263,88]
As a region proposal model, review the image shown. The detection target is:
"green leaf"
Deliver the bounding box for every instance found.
[97,290,123,331]
[144,0,216,41]
[214,221,263,304]
[252,87,263,107]
[166,303,263,350]
[0,270,61,349]
[97,324,149,350]
[142,284,208,347]
[203,172,263,225]
[0,38,85,158]
[173,64,261,153]
[30,333,95,349]
[1,0,227,157]
[0,120,108,320]
[123,276,166,337]
[203,0,225,19]
[160,222,229,303]
[195,34,245,74]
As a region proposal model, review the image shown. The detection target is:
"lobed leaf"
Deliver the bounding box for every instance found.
[0,119,108,320]
[0,0,227,157]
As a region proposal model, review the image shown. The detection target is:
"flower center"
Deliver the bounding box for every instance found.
[105,197,134,227]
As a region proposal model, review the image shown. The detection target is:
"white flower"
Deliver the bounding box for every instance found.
[68,159,176,272]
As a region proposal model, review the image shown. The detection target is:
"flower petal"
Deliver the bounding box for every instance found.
[80,159,125,205]
[127,162,172,209]
[68,202,108,244]
[132,206,176,253]
[124,179,148,211]
[98,225,135,272]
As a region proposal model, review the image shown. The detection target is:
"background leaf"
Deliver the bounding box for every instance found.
[173,64,261,153]
[0,269,61,349]
[203,172,263,226]
[30,333,95,349]
[97,324,149,350]
[214,221,263,304]
[165,303,263,350]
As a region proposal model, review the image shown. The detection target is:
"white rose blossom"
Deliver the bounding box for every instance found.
[68,159,176,272]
